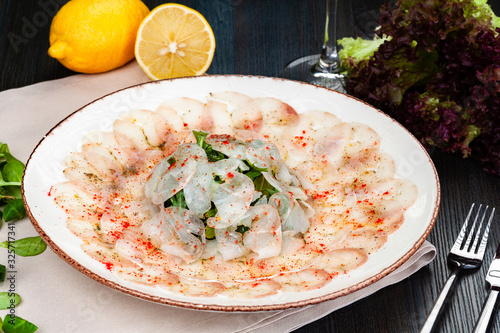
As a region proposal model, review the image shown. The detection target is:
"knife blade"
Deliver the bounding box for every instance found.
[473,243,500,333]
[485,243,500,290]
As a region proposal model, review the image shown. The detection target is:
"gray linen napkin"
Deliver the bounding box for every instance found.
[0,61,436,332]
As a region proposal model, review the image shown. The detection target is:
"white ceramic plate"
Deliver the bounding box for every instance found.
[22,75,440,311]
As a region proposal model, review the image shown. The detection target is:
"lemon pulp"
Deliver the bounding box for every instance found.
[135,3,216,80]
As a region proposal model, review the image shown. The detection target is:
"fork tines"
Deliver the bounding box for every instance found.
[452,204,496,256]
[420,203,496,332]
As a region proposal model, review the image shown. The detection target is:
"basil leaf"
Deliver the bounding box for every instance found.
[164,190,188,209]
[253,174,278,197]
[0,292,20,310]
[235,224,250,234]
[0,171,21,187]
[205,226,215,239]
[0,143,10,158]
[0,264,5,282]
[2,159,24,183]
[2,186,22,200]
[0,172,21,188]
[2,315,38,333]
[204,207,217,218]
[0,180,21,187]
[3,200,26,222]
[0,237,47,257]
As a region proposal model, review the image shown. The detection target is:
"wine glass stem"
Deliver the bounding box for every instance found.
[318,0,341,73]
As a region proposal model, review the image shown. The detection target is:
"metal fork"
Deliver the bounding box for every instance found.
[420,203,496,333]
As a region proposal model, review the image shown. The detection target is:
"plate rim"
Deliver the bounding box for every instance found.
[22,74,441,312]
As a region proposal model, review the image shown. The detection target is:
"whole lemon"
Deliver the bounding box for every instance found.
[48,0,150,74]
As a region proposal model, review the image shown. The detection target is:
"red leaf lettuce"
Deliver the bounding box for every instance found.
[338,0,500,175]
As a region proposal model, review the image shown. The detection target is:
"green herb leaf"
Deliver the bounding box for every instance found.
[0,237,47,257]
[244,170,262,180]
[1,159,24,183]
[0,147,24,206]
[0,264,5,282]
[3,200,26,222]
[244,161,268,173]
[242,161,268,180]
[0,292,20,310]
[204,207,217,218]
[0,143,10,158]
[1,186,22,201]
[206,148,227,162]
[0,181,22,188]
[165,190,188,209]
[235,224,250,235]
[2,314,38,333]
[0,168,21,187]
[205,226,215,239]
[192,130,227,162]
[213,175,224,184]
[193,130,209,148]
[253,174,278,198]
[167,156,176,165]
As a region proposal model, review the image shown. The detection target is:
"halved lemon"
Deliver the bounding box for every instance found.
[135,3,216,80]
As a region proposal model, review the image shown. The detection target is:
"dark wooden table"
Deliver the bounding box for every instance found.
[1,0,499,332]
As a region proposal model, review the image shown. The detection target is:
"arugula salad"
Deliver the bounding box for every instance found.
[143,131,313,263]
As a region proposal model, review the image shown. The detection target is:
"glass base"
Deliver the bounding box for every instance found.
[279,54,346,93]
